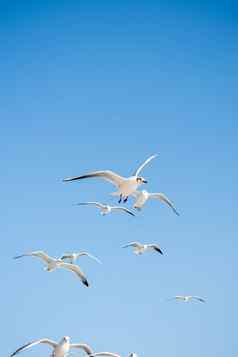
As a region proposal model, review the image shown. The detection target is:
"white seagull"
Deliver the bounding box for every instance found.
[170,295,206,303]
[13,251,90,287]
[63,154,157,203]
[74,202,135,216]
[122,241,163,255]
[132,190,179,215]
[10,336,94,357]
[60,251,102,265]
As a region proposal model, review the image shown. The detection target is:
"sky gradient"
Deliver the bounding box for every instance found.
[2,1,238,356]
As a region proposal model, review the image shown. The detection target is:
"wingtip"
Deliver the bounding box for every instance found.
[83,279,90,287]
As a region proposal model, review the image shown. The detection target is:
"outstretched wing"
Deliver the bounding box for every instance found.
[70,343,94,355]
[111,207,135,216]
[122,242,141,248]
[77,252,102,264]
[10,339,57,357]
[60,262,89,287]
[148,244,163,255]
[63,170,124,187]
[60,254,74,261]
[13,251,55,265]
[192,296,206,303]
[73,202,105,209]
[133,154,157,177]
[89,353,121,357]
[149,193,179,216]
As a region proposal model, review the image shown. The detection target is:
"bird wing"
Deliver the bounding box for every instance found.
[148,193,179,216]
[110,206,135,216]
[89,353,121,357]
[148,244,163,255]
[77,252,102,264]
[175,296,185,301]
[60,254,74,260]
[13,251,55,265]
[10,339,57,357]
[74,202,105,209]
[70,344,94,355]
[192,296,206,303]
[133,154,157,176]
[63,170,124,187]
[59,262,89,287]
[122,242,141,248]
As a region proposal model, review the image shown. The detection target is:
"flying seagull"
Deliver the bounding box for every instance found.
[10,336,94,357]
[74,202,135,216]
[63,154,157,203]
[170,295,206,303]
[132,190,179,215]
[13,251,90,287]
[122,241,163,255]
[60,251,102,265]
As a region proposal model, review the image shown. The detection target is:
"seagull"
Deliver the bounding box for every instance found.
[63,154,157,203]
[10,336,94,357]
[170,295,206,303]
[60,251,102,264]
[13,251,90,287]
[122,241,163,255]
[74,202,135,216]
[132,190,179,215]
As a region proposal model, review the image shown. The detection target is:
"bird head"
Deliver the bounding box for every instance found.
[63,336,70,343]
[136,177,147,184]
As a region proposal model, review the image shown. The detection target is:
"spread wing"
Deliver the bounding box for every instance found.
[13,251,55,265]
[89,353,121,357]
[133,154,157,176]
[63,170,124,187]
[122,242,141,248]
[70,344,94,355]
[148,193,179,216]
[60,262,89,287]
[148,244,163,255]
[10,339,57,357]
[110,207,135,216]
[192,296,206,303]
[76,252,102,264]
[74,202,105,209]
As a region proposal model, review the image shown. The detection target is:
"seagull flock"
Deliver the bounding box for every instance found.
[11,154,205,357]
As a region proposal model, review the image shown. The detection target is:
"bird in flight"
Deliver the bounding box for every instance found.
[60,251,102,265]
[63,154,157,203]
[169,295,206,303]
[13,251,90,287]
[74,202,135,216]
[10,336,93,357]
[89,352,138,357]
[122,241,163,255]
[132,190,179,215]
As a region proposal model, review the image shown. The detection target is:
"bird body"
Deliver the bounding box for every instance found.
[122,242,163,255]
[171,295,206,303]
[10,336,93,357]
[132,189,179,215]
[74,202,135,216]
[63,155,157,203]
[13,251,89,287]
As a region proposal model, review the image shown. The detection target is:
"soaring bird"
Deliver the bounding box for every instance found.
[132,190,179,215]
[63,154,157,203]
[170,295,206,303]
[60,251,102,265]
[74,202,135,216]
[122,241,163,255]
[13,251,90,287]
[10,336,93,357]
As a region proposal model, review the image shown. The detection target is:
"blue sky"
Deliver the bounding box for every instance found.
[2,1,238,356]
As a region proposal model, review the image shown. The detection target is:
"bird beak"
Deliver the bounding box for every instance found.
[142,179,148,183]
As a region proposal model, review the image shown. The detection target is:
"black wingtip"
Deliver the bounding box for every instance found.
[83,279,90,287]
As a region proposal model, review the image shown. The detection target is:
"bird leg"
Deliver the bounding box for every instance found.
[123,196,128,203]
[118,194,122,203]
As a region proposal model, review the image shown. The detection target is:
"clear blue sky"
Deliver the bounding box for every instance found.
[2,1,238,356]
